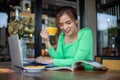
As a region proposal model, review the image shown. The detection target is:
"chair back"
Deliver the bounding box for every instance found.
[102,59,120,70]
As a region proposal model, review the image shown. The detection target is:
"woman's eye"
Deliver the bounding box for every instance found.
[66,21,71,24]
[59,24,63,27]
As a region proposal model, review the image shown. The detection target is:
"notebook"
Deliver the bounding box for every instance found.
[8,34,53,69]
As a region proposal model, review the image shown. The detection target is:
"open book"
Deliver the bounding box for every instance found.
[46,60,106,71]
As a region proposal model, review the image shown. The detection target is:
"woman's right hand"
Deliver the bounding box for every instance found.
[40,29,51,49]
[40,29,49,42]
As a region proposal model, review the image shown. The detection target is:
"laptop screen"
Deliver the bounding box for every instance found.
[8,34,24,68]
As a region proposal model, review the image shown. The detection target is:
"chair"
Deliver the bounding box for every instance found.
[102,59,120,70]
[95,56,120,70]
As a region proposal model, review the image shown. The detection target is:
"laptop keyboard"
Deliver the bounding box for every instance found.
[23,58,35,64]
[23,58,53,68]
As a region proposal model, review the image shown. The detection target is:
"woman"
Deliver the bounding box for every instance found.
[36,6,93,70]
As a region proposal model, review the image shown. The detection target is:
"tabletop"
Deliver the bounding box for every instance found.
[0,62,120,80]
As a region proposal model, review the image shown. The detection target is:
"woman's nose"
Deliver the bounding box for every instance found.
[63,24,67,30]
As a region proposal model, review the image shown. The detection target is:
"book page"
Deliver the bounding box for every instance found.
[81,61,103,68]
[46,66,72,71]
[45,61,104,71]
[46,62,84,71]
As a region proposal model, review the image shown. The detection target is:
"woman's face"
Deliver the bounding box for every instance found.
[58,13,78,36]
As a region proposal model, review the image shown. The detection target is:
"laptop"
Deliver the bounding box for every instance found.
[8,34,33,68]
[8,34,53,69]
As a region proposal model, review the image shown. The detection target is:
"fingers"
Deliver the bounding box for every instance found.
[35,56,53,64]
[35,56,41,63]
[40,29,49,40]
[35,56,44,63]
[40,29,48,36]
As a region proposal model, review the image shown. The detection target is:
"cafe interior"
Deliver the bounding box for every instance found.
[0,0,120,80]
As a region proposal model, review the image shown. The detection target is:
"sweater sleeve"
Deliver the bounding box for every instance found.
[52,28,93,68]
[74,28,93,61]
[48,32,64,59]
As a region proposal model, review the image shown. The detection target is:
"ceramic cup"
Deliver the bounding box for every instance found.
[46,27,57,36]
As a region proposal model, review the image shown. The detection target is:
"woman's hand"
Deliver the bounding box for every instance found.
[35,56,53,64]
[40,29,51,49]
[40,29,49,42]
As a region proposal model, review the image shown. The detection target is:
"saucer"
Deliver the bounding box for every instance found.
[24,66,45,72]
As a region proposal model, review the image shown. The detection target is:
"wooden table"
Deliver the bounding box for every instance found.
[0,62,120,80]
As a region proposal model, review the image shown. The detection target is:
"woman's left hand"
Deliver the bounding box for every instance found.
[35,56,53,64]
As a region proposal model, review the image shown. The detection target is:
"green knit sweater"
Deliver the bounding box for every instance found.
[48,28,93,70]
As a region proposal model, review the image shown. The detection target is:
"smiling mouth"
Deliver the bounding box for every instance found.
[64,29,71,33]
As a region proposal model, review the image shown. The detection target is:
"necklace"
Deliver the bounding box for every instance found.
[64,35,78,44]
[64,28,79,44]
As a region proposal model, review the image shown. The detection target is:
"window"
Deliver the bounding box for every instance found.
[96,0,120,56]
